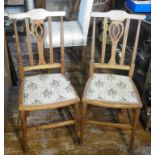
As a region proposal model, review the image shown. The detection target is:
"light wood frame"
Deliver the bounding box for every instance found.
[9,9,80,152]
[80,10,145,152]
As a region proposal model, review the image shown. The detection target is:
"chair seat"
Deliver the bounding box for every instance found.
[83,74,140,105]
[22,73,79,106]
[44,21,85,48]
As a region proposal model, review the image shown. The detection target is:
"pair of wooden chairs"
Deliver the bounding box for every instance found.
[8,9,145,152]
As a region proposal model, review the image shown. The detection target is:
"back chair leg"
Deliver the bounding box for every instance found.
[82,46,86,65]
[74,102,80,143]
[129,108,140,152]
[20,111,28,152]
[18,112,21,129]
[80,103,87,144]
[146,112,151,131]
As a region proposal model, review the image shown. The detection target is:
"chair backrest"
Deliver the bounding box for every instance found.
[89,10,145,78]
[78,0,94,37]
[9,9,65,80]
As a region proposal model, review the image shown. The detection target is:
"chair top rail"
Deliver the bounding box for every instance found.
[9,8,66,20]
[91,10,145,21]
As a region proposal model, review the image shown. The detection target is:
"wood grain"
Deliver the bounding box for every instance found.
[120,19,130,65]
[89,17,96,75]
[94,63,130,70]
[108,21,124,64]
[91,10,145,21]
[25,18,34,66]
[9,9,66,20]
[101,18,108,63]
[33,120,75,130]
[48,16,54,64]
[87,120,132,129]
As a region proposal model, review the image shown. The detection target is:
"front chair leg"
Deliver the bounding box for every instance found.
[80,103,87,145]
[74,102,80,143]
[20,111,28,152]
[129,109,140,152]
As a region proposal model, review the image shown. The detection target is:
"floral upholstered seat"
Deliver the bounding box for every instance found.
[84,74,139,104]
[23,74,78,106]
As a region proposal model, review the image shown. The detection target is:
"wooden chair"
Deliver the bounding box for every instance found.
[80,10,145,151]
[9,9,80,152]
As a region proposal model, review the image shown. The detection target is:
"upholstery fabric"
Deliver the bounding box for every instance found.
[84,74,139,104]
[23,73,78,106]
[44,21,85,48]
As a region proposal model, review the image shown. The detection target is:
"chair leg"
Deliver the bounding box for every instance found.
[82,46,86,65]
[146,112,151,131]
[74,102,79,143]
[18,112,21,129]
[20,111,28,152]
[80,103,87,145]
[129,109,140,151]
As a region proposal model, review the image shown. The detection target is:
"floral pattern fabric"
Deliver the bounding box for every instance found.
[85,74,139,104]
[23,74,78,106]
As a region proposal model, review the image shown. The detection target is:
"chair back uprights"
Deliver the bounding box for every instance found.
[9,9,65,80]
[89,10,145,78]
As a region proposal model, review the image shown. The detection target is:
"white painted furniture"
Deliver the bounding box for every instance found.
[44,0,94,48]
[9,9,66,20]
